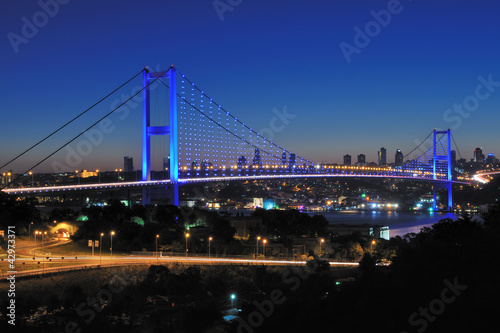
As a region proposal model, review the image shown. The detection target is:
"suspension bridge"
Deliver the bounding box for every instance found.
[1,66,470,210]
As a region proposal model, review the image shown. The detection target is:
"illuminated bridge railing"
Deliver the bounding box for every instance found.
[2,170,472,196]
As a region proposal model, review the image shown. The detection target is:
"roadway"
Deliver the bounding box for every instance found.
[1,240,358,280]
[2,172,471,196]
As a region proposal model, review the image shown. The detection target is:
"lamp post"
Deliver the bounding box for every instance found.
[28,171,34,187]
[185,233,190,257]
[208,236,213,258]
[230,294,236,309]
[371,239,376,252]
[256,236,261,258]
[156,234,160,264]
[110,231,115,258]
[75,170,80,184]
[34,231,39,259]
[319,238,325,256]
[100,233,104,265]
[115,168,122,182]
[42,231,47,274]
[29,222,33,242]
[96,169,100,183]
[263,239,267,259]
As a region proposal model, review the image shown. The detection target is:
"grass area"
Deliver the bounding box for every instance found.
[46,240,127,257]
[0,260,76,274]
[0,265,149,310]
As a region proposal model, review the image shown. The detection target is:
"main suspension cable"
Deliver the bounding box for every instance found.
[0,68,145,170]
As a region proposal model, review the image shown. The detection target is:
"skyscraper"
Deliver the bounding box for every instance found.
[343,154,351,166]
[451,150,457,166]
[163,157,170,171]
[253,149,262,166]
[378,147,387,166]
[124,156,134,172]
[289,153,296,168]
[395,149,403,166]
[474,147,484,163]
[238,155,247,167]
[357,154,366,166]
[282,151,287,166]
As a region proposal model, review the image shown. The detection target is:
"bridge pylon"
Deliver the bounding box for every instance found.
[432,129,453,211]
[142,66,179,206]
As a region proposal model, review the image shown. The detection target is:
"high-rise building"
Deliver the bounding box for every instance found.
[357,154,366,166]
[289,153,296,168]
[238,155,247,167]
[378,147,387,166]
[124,156,134,172]
[474,147,484,163]
[343,154,351,166]
[163,157,170,171]
[395,149,403,166]
[253,149,262,166]
[451,150,457,166]
[282,151,287,166]
[486,154,496,164]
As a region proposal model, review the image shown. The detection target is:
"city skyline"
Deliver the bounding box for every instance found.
[1,1,500,173]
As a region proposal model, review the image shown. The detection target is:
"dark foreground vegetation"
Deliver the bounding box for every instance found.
[1,203,499,332]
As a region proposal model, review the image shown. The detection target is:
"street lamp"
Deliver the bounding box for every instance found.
[263,239,267,259]
[319,238,325,256]
[371,239,376,252]
[110,231,115,258]
[185,233,190,257]
[100,233,104,265]
[28,171,34,187]
[156,234,160,264]
[96,169,100,183]
[256,236,261,258]
[29,222,33,242]
[115,168,122,182]
[75,170,80,184]
[42,231,47,273]
[230,294,236,309]
[208,236,213,258]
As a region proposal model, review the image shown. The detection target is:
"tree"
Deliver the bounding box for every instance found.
[347,241,364,261]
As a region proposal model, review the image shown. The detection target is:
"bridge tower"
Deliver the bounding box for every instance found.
[432,129,453,211]
[142,66,179,206]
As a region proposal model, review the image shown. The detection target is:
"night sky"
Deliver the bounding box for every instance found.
[1,0,500,173]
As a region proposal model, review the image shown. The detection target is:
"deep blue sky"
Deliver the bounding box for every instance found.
[1,0,500,173]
